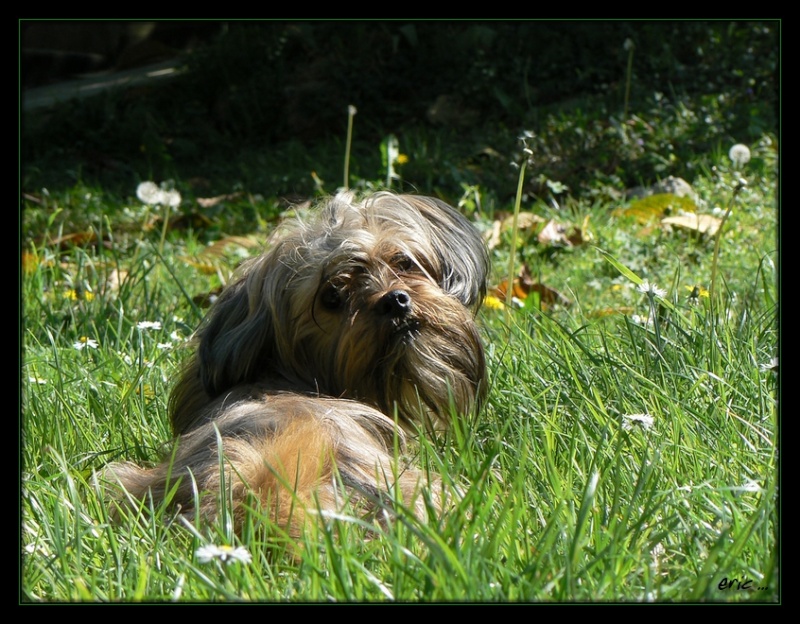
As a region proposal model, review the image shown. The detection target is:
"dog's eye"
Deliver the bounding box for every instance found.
[393,254,417,273]
[319,284,344,310]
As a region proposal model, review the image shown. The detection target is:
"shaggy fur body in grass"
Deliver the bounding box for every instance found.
[105,190,489,535]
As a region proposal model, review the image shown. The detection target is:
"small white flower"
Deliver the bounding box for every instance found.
[622,413,655,431]
[137,321,162,331]
[637,280,667,298]
[157,342,173,350]
[136,181,162,205]
[195,544,252,565]
[73,337,99,350]
[28,377,47,385]
[728,143,751,167]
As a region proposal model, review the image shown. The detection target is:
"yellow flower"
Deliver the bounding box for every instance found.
[64,289,94,301]
[685,285,709,301]
[483,295,504,310]
[396,153,409,165]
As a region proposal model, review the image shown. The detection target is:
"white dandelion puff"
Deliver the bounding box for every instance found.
[161,189,182,208]
[136,181,162,205]
[728,143,751,168]
[136,181,182,207]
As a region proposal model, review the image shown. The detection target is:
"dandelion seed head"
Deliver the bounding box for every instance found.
[136,181,162,205]
[136,181,181,207]
[728,143,751,167]
[162,189,182,208]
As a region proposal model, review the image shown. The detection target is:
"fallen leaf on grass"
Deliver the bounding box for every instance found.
[38,231,109,249]
[588,306,635,318]
[538,217,590,247]
[490,264,571,309]
[614,193,699,224]
[100,268,129,295]
[501,211,545,232]
[196,192,245,208]
[661,214,721,237]
[181,236,262,275]
[485,212,545,250]
[538,219,571,246]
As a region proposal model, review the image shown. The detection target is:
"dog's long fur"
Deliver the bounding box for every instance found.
[104,190,489,536]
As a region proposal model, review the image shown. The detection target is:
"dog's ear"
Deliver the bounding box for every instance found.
[197,256,280,398]
[402,195,489,310]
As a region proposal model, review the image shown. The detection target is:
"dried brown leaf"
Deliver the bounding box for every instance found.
[661,214,721,237]
[538,219,571,246]
[196,192,244,208]
[501,211,545,232]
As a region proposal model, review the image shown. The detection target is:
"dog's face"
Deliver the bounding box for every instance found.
[181,191,489,433]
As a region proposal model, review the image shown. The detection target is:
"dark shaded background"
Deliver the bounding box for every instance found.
[21,21,779,201]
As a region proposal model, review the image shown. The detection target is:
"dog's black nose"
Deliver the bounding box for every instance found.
[378,289,413,317]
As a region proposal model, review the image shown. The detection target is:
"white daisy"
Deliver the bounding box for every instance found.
[637,280,667,298]
[195,544,252,565]
[73,337,99,350]
[622,413,655,431]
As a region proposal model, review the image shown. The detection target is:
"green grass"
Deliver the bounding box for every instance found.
[21,27,778,601]
[21,146,778,602]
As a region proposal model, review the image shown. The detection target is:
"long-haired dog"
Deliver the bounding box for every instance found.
[104,190,489,537]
